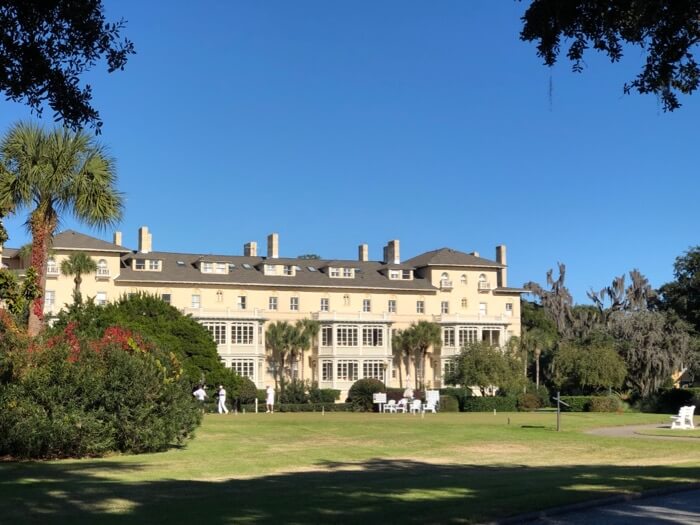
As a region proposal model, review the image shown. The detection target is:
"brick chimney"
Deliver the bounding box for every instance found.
[358,243,369,262]
[244,241,257,257]
[496,245,507,287]
[384,239,400,264]
[138,226,152,254]
[267,233,279,259]
[113,231,122,246]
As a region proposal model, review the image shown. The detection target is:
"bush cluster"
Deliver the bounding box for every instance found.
[0,324,201,459]
[461,396,517,412]
[516,392,542,411]
[645,388,700,414]
[559,395,623,412]
[240,402,352,413]
[347,378,386,411]
[257,380,340,405]
[439,395,459,412]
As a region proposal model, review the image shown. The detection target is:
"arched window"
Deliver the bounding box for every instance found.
[460,274,467,285]
[47,257,58,274]
[216,290,223,303]
[441,272,449,281]
[478,274,489,290]
[97,259,108,276]
[343,294,350,306]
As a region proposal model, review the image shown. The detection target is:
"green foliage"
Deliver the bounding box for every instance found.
[559,396,594,412]
[280,378,309,404]
[461,396,517,412]
[588,396,622,413]
[51,293,224,384]
[0,333,201,459]
[521,1,700,111]
[445,341,524,396]
[347,378,386,412]
[60,252,97,304]
[240,402,352,413]
[552,342,626,393]
[308,384,340,403]
[649,389,699,414]
[660,246,700,332]
[516,393,542,411]
[439,395,459,412]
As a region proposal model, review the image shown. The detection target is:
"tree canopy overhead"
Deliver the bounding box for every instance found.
[0,0,134,131]
[521,1,700,111]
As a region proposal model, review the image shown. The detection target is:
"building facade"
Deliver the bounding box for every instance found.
[1,228,526,395]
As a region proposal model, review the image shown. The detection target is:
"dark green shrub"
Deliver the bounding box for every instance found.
[439,395,459,412]
[652,388,697,413]
[308,384,340,403]
[461,396,517,412]
[559,396,593,412]
[517,392,542,411]
[240,402,352,413]
[279,379,309,403]
[525,383,550,408]
[386,387,406,402]
[347,378,386,412]
[439,387,470,411]
[588,396,622,413]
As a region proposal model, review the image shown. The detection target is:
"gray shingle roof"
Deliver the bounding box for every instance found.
[117,252,437,291]
[404,248,502,268]
[53,230,129,253]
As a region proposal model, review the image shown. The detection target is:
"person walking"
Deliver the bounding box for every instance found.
[265,385,275,413]
[193,385,207,402]
[217,385,229,414]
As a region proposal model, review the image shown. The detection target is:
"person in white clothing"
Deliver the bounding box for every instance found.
[193,386,207,402]
[217,385,229,414]
[265,385,275,413]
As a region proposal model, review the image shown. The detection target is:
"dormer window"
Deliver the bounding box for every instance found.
[343,268,353,278]
[402,269,412,280]
[201,262,213,273]
[148,260,161,271]
[135,259,146,270]
[389,270,400,280]
[284,265,294,276]
[215,262,227,274]
[329,268,340,278]
[265,264,277,275]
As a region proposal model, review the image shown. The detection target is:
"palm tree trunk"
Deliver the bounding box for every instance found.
[300,350,305,381]
[27,214,55,336]
[535,349,541,389]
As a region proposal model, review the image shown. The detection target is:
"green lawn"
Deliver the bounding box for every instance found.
[635,426,700,438]
[2,412,699,524]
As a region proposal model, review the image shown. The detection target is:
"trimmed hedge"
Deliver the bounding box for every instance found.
[650,388,700,414]
[439,395,459,412]
[559,396,592,412]
[517,392,542,411]
[240,402,352,413]
[309,388,341,403]
[588,396,622,413]
[461,396,517,412]
[439,388,470,411]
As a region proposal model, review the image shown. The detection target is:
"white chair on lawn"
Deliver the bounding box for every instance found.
[422,400,437,413]
[383,400,397,413]
[671,405,695,429]
[395,398,408,413]
[410,399,422,414]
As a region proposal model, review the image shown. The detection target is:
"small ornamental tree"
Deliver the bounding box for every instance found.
[347,378,386,412]
[445,342,524,397]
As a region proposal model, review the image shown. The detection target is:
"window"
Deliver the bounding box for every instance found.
[191,294,201,308]
[320,298,329,312]
[441,301,449,314]
[389,269,400,280]
[161,293,171,304]
[362,299,371,312]
[441,272,449,281]
[363,361,384,380]
[290,297,299,311]
[45,290,55,308]
[337,325,358,346]
[231,359,255,378]
[479,302,487,316]
[96,292,107,306]
[460,274,467,285]
[237,296,247,310]
[479,274,489,290]
[201,261,213,273]
[388,300,396,313]
[232,323,254,345]
[204,322,227,344]
[482,329,500,346]
[269,296,278,311]
[321,325,333,346]
[321,360,333,381]
[416,300,425,314]
[343,268,353,278]
[283,265,294,276]
[505,303,513,315]
[343,294,350,306]
[216,290,223,303]
[444,360,456,378]
[46,258,58,274]
[215,262,226,274]
[97,259,109,276]
[362,327,383,347]
[265,264,276,275]
[458,327,478,347]
[148,259,161,271]
[402,269,412,280]
[336,360,358,381]
[443,327,455,347]
[330,268,340,278]
[135,259,146,270]
[461,298,468,309]
[228,263,236,272]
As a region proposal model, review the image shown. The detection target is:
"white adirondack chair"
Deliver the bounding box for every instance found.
[395,399,408,413]
[670,405,696,429]
[383,400,397,413]
[409,399,422,414]
[422,400,437,413]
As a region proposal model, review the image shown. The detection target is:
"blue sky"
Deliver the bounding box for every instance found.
[1,1,698,302]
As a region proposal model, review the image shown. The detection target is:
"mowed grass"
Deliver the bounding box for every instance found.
[2,412,699,524]
[635,427,700,439]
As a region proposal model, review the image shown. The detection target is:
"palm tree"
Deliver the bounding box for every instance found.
[294,319,319,382]
[522,328,555,389]
[404,321,442,390]
[265,321,294,392]
[0,122,123,335]
[60,252,97,304]
[392,329,412,389]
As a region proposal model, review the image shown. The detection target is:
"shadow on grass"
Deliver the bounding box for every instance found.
[1,459,699,524]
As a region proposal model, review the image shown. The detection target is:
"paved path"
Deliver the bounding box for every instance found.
[527,488,700,524]
[587,423,700,442]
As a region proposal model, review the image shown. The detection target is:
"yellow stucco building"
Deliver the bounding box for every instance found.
[1,228,526,395]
